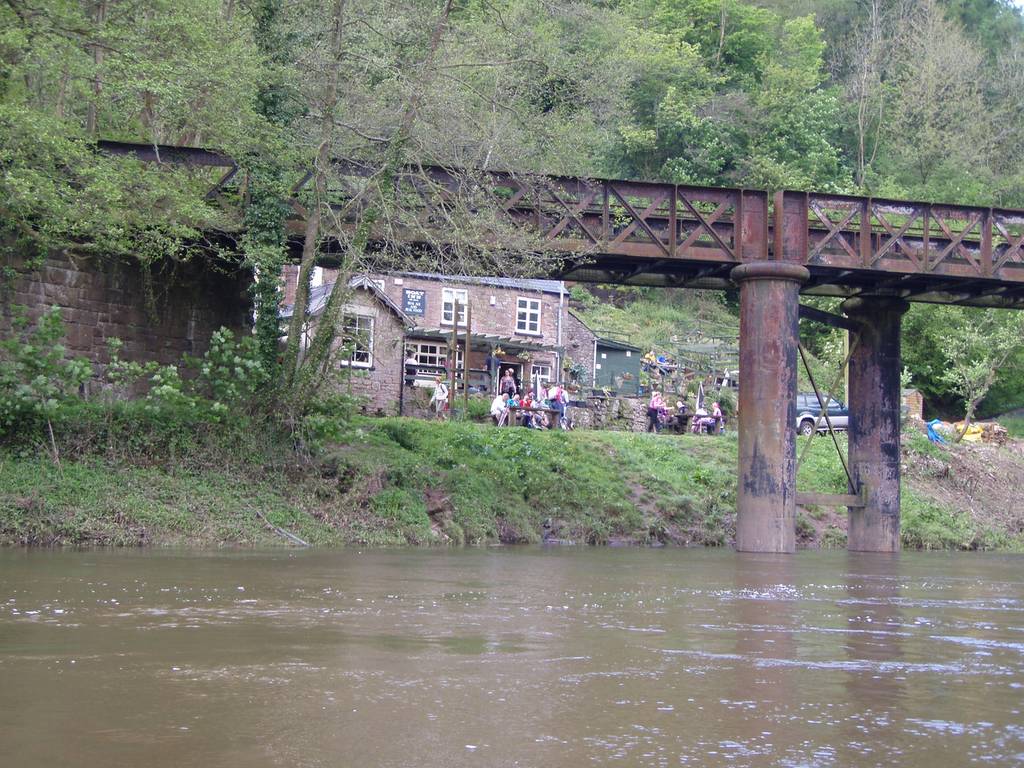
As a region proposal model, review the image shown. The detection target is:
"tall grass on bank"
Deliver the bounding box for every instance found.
[3,415,1021,550]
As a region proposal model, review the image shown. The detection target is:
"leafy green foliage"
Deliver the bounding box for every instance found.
[1,309,270,454]
[902,305,1024,419]
[0,306,91,434]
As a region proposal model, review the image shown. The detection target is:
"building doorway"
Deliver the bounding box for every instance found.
[498,362,522,395]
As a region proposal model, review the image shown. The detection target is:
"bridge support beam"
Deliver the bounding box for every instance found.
[842,297,909,552]
[731,262,809,553]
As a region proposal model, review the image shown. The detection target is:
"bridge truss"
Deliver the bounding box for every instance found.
[99,140,1024,309]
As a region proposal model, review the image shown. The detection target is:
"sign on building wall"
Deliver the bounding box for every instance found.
[403,288,426,316]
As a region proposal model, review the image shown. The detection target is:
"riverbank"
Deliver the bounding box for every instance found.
[2,417,1022,549]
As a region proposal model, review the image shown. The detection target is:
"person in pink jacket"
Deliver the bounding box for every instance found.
[647,390,666,433]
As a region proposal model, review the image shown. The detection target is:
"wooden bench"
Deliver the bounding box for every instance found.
[506,405,562,427]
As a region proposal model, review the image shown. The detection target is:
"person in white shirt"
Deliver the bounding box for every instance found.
[548,383,568,428]
[490,393,507,425]
[431,376,449,419]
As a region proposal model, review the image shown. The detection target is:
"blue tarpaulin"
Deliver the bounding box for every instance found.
[926,419,947,444]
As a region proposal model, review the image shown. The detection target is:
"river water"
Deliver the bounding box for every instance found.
[2,548,1023,767]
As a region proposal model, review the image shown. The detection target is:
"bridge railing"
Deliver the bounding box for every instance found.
[803,192,1024,282]
[339,163,770,264]
[96,140,1024,286]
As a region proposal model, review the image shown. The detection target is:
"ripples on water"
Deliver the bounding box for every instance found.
[1,549,1023,767]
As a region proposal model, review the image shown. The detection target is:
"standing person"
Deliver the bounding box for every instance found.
[647,390,666,433]
[430,375,449,420]
[403,349,418,388]
[549,382,568,429]
[499,368,517,399]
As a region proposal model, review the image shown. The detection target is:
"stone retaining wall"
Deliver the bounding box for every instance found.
[568,396,648,431]
[1,252,251,375]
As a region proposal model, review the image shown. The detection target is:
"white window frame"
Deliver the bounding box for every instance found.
[531,363,552,390]
[441,288,468,326]
[339,314,373,368]
[412,342,463,372]
[516,296,542,336]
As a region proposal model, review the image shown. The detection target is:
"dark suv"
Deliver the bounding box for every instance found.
[795,393,849,436]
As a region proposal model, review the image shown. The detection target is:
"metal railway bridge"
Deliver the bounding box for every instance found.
[100,140,1024,554]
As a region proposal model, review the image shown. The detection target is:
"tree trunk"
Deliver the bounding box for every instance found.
[85,0,107,136]
[283,0,348,388]
[296,0,456,396]
[953,348,1011,443]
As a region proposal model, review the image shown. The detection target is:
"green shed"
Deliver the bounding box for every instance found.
[594,337,642,395]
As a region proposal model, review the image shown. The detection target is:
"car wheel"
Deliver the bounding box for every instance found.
[799,419,815,437]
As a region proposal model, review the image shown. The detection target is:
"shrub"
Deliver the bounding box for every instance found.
[0,306,92,438]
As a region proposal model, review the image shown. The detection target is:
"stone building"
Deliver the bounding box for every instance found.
[280,275,415,414]
[281,268,615,414]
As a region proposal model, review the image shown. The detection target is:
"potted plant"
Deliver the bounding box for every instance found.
[516,350,531,362]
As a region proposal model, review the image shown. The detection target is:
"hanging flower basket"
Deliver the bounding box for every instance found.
[516,350,531,362]
[494,346,505,357]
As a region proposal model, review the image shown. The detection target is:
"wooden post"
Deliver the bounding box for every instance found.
[446,303,458,421]
[488,343,497,394]
[463,303,472,418]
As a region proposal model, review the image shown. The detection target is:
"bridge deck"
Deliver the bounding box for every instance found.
[98,141,1024,309]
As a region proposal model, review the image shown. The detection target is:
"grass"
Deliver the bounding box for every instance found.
[329,419,739,546]
[1002,416,1024,439]
[0,457,322,546]
[2,414,1020,550]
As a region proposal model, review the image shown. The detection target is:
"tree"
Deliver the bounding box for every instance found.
[938,310,1024,440]
[883,0,990,200]
[277,0,612,410]
[903,304,1024,426]
[830,0,912,189]
[743,16,850,191]
[0,0,268,268]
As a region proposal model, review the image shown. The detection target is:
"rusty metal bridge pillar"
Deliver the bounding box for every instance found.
[730,262,809,553]
[842,297,909,552]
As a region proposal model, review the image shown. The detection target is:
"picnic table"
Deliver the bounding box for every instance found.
[670,412,691,433]
[506,405,561,427]
[691,414,725,434]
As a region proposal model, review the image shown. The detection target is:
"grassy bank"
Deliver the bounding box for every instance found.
[2,416,1022,550]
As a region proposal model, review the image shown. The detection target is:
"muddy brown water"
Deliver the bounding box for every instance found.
[2,548,1023,767]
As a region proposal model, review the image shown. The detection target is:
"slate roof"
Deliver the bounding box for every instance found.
[393,271,566,295]
[596,337,642,352]
[279,275,413,326]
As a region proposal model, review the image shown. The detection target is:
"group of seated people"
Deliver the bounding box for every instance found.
[647,390,725,434]
[490,378,569,429]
